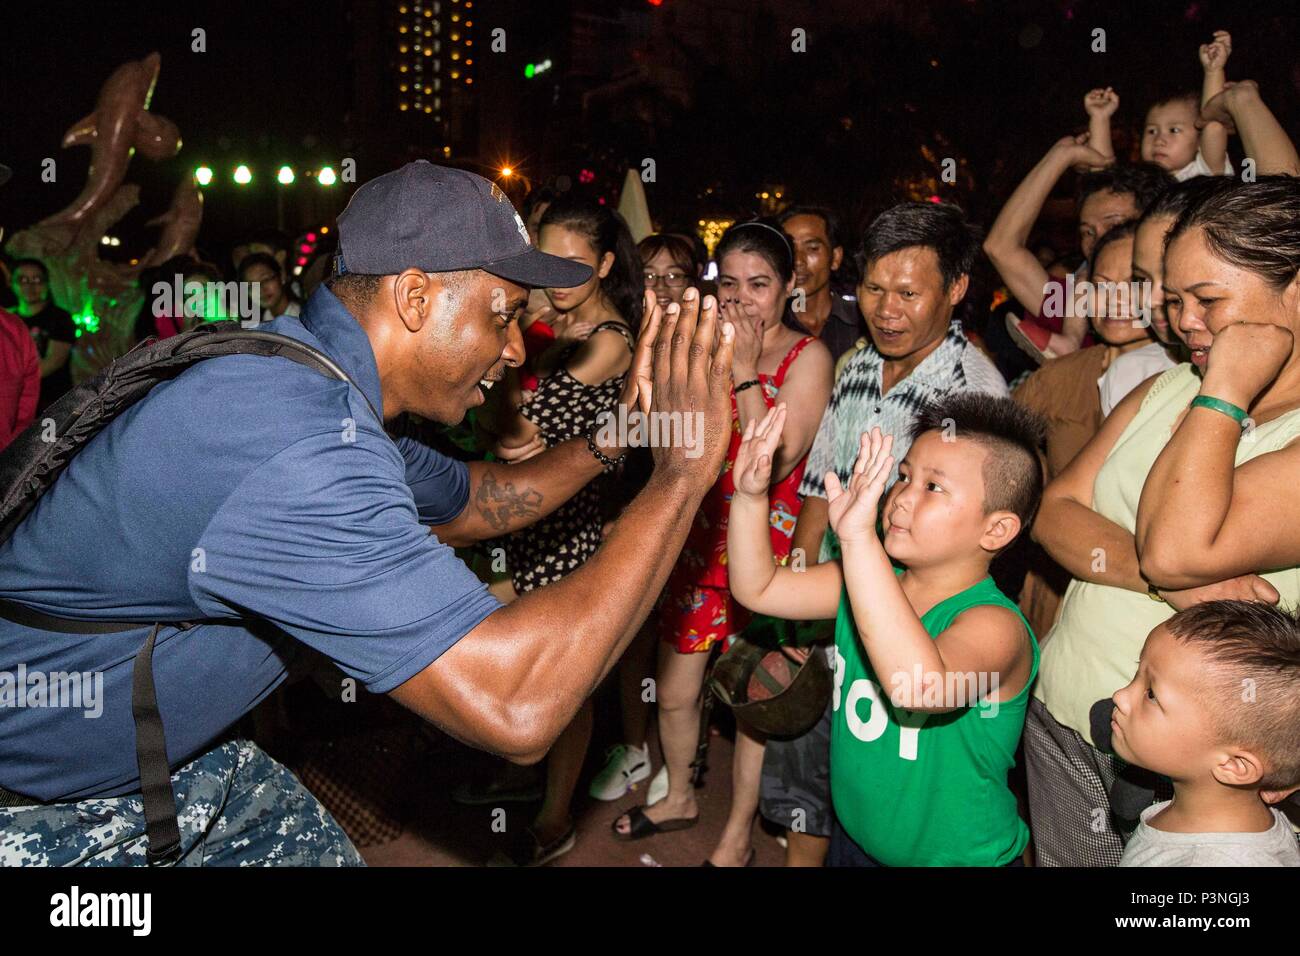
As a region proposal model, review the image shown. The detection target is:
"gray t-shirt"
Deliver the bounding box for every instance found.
[1120,800,1300,867]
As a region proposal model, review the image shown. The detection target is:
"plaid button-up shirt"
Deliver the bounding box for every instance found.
[798,319,1008,560]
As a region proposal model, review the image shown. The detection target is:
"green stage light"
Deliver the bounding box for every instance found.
[194,166,214,186]
[318,166,337,186]
[277,165,295,185]
[233,164,253,185]
[72,306,100,336]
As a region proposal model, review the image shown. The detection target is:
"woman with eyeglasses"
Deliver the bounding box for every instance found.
[638,233,702,308]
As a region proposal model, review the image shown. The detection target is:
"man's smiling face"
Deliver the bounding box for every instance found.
[413,269,528,425]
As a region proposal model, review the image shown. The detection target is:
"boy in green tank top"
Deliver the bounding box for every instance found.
[728,393,1045,866]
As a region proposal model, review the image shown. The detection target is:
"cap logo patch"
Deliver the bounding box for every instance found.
[490,182,506,202]
[513,211,530,245]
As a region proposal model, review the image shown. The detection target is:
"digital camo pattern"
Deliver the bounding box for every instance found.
[0,739,364,866]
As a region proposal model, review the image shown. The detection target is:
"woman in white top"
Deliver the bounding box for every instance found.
[1027,176,1300,866]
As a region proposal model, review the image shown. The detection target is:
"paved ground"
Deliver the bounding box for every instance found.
[260,677,787,868]
[360,725,785,868]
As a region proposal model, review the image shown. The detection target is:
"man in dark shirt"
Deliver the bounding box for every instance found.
[0,162,736,866]
[10,259,76,411]
[779,205,864,363]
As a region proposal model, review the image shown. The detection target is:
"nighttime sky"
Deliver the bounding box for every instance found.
[3,0,1299,263]
[1,1,356,245]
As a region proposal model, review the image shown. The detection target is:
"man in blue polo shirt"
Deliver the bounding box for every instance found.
[0,162,737,866]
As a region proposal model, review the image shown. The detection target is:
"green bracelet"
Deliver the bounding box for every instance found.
[1190,395,1248,427]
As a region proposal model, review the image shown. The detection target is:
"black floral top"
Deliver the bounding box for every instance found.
[504,320,635,591]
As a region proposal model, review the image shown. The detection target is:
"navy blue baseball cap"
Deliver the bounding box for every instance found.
[334,160,591,288]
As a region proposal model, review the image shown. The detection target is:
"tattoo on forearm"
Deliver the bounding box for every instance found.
[475,469,544,531]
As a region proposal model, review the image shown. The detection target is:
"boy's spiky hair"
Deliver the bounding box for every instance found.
[908,393,1047,534]
[1165,600,1300,790]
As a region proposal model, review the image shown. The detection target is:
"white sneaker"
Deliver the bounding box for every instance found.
[646,763,669,805]
[588,743,652,801]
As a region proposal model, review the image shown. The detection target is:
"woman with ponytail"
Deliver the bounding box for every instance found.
[481,195,646,866]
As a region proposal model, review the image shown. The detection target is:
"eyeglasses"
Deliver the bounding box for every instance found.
[643,270,690,288]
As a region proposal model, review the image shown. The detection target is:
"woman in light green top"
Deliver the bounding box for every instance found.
[1027,176,1300,867]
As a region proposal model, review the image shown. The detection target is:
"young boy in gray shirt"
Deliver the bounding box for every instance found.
[1110,601,1300,867]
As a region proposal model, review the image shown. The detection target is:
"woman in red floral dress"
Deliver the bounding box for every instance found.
[613,221,833,866]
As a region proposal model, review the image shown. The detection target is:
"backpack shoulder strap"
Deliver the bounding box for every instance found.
[0,322,381,865]
[0,322,378,549]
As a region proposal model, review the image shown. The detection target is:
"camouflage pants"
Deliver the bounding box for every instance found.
[0,739,364,866]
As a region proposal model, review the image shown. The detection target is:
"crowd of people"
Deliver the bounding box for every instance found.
[3,29,1300,869]
[456,31,1300,868]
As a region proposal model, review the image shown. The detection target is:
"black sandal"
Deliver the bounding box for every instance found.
[611,805,699,842]
[487,824,577,867]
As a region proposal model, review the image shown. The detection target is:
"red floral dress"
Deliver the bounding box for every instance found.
[659,336,816,654]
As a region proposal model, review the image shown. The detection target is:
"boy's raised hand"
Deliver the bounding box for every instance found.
[733,404,787,498]
[826,426,894,543]
[1084,87,1119,118]
[1199,30,1232,73]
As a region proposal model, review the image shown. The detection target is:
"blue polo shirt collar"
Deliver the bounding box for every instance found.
[298,285,385,420]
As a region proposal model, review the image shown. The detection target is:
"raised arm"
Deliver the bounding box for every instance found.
[1136,323,1300,588]
[727,405,843,620]
[1200,80,1300,177]
[1197,30,1232,175]
[391,290,736,762]
[983,134,1111,316]
[1084,87,1119,166]
[729,316,832,484]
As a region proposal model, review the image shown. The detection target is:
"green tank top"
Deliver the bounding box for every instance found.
[830,569,1039,866]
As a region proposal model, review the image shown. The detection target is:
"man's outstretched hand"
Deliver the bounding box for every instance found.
[639,287,734,492]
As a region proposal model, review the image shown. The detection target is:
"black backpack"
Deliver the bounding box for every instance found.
[0,321,380,864]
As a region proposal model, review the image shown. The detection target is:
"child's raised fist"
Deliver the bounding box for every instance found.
[1084,87,1119,119]
[1199,30,1232,73]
